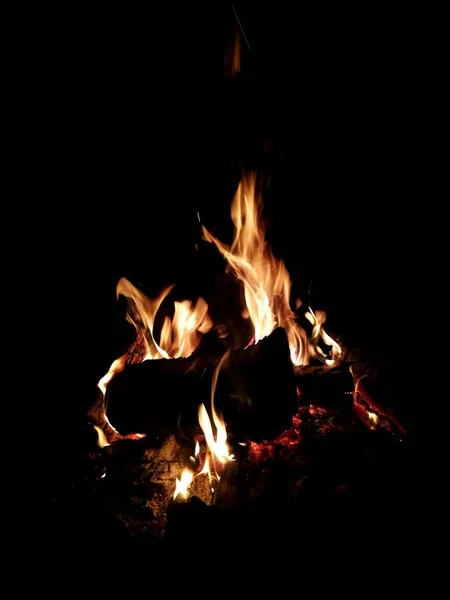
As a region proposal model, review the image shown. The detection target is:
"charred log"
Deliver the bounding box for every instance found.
[294,364,354,412]
[103,328,297,442]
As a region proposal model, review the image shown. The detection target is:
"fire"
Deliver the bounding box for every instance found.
[93,425,110,448]
[202,173,342,366]
[196,351,234,487]
[367,411,379,430]
[98,355,128,396]
[116,277,212,361]
[175,352,234,502]
[173,468,194,500]
[305,308,342,366]
[198,403,234,467]
[95,173,341,465]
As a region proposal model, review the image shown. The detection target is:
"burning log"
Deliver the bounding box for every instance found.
[294,364,354,412]
[102,328,297,442]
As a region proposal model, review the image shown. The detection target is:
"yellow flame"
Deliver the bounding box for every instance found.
[98,356,128,396]
[305,308,342,366]
[174,468,194,500]
[116,277,212,361]
[198,403,234,466]
[202,173,342,366]
[368,411,379,430]
[93,425,110,448]
[198,454,211,479]
[199,351,234,465]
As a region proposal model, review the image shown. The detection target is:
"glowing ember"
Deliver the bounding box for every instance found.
[202,173,342,366]
[174,468,194,500]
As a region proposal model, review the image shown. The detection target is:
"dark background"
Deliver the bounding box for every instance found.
[11,5,435,586]
[20,4,427,448]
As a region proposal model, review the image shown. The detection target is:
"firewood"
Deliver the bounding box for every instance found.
[294,364,355,412]
[103,327,297,442]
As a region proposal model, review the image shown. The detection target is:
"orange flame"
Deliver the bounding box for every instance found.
[174,468,194,500]
[116,277,212,361]
[225,26,241,76]
[198,403,234,467]
[197,351,234,488]
[202,173,342,366]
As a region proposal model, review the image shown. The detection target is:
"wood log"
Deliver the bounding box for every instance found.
[293,364,354,412]
[104,327,297,442]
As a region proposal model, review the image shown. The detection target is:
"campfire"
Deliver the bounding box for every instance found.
[84,172,406,543]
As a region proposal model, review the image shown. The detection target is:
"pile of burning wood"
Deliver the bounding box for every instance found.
[82,174,406,543]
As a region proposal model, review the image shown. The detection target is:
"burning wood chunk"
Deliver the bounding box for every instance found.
[294,364,354,411]
[102,434,186,539]
[77,367,408,547]
[219,327,298,441]
[102,354,205,438]
[103,327,297,443]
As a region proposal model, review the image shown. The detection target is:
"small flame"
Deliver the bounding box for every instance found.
[198,454,211,479]
[225,25,241,76]
[174,468,194,500]
[98,356,127,396]
[368,411,379,430]
[93,425,110,448]
[195,351,234,489]
[199,351,234,465]
[202,173,342,366]
[305,308,342,366]
[198,403,234,466]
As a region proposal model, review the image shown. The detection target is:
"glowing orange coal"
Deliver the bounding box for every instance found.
[202,173,342,366]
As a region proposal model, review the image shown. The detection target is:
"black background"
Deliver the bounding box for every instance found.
[11,5,437,587]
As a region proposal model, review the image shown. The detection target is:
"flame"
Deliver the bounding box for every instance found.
[116,277,212,361]
[198,403,234,466]
[93,425,110,448]
[202,173,342,366]
[98,355,128,396]
[305,308,342,366]
[200,350,234,464]
[368,411,379,430]
[174,468,194,500]
[225,25,241,76]
[198,454,211,479]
